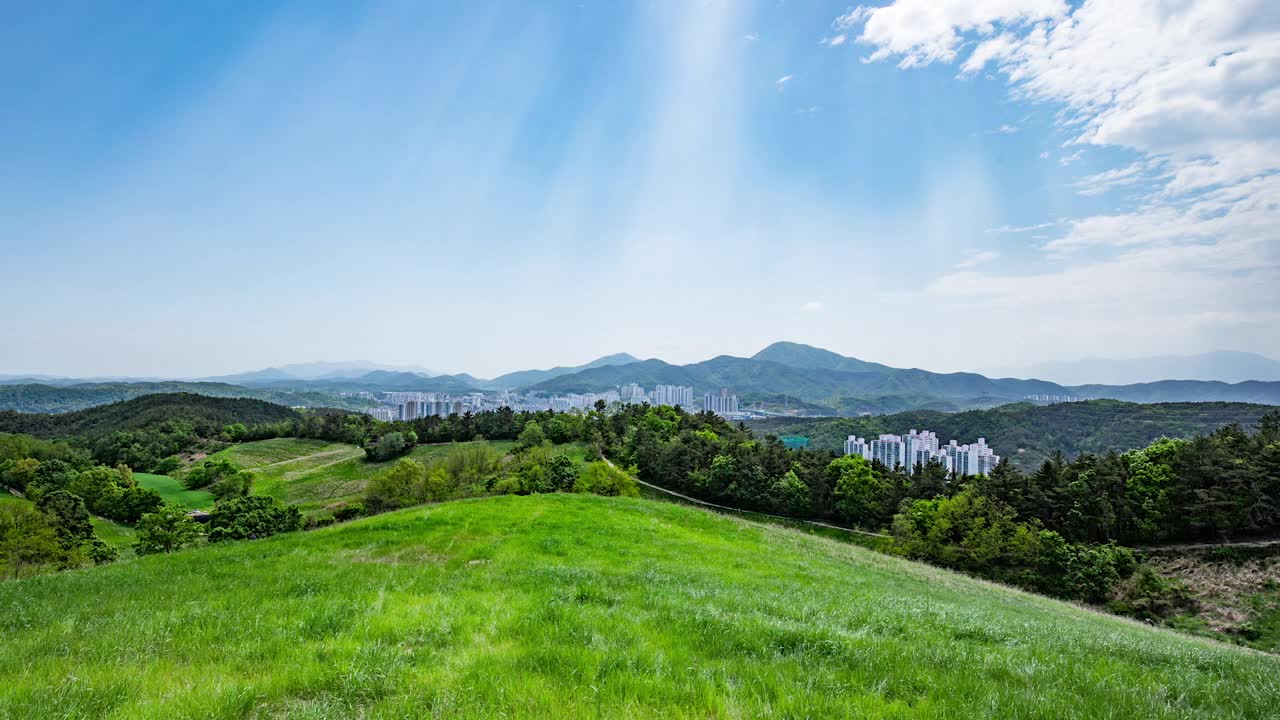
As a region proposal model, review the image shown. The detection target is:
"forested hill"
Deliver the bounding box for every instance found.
[0,382,376,414]
[0,393,301,440]
[748,400,1274,470]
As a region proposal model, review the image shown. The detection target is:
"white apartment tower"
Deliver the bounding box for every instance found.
[651,385,694,408]
[703,388,739,416]
[846,430,1001,477]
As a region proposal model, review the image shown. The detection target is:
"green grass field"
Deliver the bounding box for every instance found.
[199,437,518,513]
[89,516,137,556]
[134,473,215,510]
[1,493,1276,718]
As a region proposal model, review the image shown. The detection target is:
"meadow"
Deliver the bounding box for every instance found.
[1,493,1276,719]
[191,437,519,512]
[135,472,215,510]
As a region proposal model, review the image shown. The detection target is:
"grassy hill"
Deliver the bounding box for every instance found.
[134,473,215,510]
[0,393,301,440]
[0,493,1275,718]
[750,400,1276,469]
[194,438,518,513]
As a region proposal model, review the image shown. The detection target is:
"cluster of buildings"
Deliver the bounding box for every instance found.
[843,429,1000,476]
[350,383,746,421]
[1024,394,1087,404]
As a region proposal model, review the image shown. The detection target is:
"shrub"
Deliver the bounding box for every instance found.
[332,503,366,522]
[134,505,201,555]
[1109,565,1195,620]
[209,471,253,500]
[183,459,237,490]
[547,455,580,492]
[151,456,182,475]
[207,496,302,542]
[575,462,639,498]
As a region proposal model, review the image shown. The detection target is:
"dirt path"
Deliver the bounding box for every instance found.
[1133,538,1280,553]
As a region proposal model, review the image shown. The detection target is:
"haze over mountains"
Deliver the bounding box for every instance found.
[986,351,1280,386]
[4,343,1280,415]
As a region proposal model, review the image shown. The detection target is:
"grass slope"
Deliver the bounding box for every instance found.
[200,438,517,512]
[1,494,1276,719]
[135,473,215,510]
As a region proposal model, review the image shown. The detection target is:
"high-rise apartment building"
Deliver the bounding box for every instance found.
[703,388,739,416]
[651,385,694,407]
[846,430,1000,477]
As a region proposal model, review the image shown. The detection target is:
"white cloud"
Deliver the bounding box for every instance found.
[775,74,793,88]
[820,34,847,47]
[988,221,1057,233]
[743,32,758,41]
[837,1,1066,69]
[837,0,1280,354]
[801,301,825,313]
[985,123,1019,134]
[955,250,1000,268]
[796,105,821,115]
[1072,159,1162,196]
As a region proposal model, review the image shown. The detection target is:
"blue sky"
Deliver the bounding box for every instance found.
[2,0,1277,378]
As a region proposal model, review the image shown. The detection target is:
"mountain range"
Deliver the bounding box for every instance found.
[985,351,1280,386]
[4,343,1280,415]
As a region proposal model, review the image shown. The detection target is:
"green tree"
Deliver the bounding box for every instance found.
[547,454,580,492]
[184,458,237,490]
[207,496,302,542]
[134,505,201,555]
[0,503,62,579]
[829,455,883,527]
[35,490,94,552]
[771,469,811,516]
[1,458,41,493]
[518,421,547,450]
[365,432,411,461]
[209,470,254,500]
[365,458,427,512]
[575,462,639,497]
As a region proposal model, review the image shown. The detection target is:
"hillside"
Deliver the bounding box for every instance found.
[748,400,1276,470]
[0,382,377,414]
[196,437,516,512]
[1,494,1276,718]
[0,393,300,440]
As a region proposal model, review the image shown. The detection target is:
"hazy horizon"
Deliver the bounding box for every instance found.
[4,1,1277,378]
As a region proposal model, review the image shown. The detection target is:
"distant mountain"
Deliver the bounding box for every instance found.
[528,354,1064,404]
[529,343,1280,411]
[242,370,478,394]
[0,382,380,414]
[200,360,435,385]
[482,353,641,390]
[751,342,893,374]
[987,351,1280,385]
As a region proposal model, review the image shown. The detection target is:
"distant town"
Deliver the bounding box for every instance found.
[341,384,750,422]
[844,429,1000,477]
